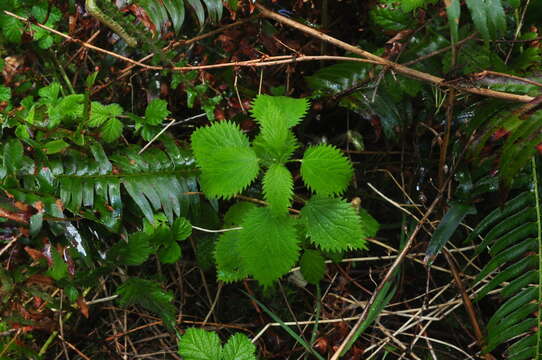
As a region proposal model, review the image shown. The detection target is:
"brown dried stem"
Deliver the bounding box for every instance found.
[254,3,534,103]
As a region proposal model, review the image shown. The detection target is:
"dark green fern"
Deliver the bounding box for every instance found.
[470,158,541,359]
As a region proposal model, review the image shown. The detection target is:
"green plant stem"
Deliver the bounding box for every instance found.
[532,156,542,359]
[48,51,75,95]
[309,284,321,350]
[0,329,20,358]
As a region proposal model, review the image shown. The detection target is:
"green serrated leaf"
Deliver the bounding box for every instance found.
[0,85,11,102]
[39,82,61,103]
[222,333,257,360]
[89,102,123,127]
[100,118,123,143]
[223,202,258,226]
[250,94,309,129]
[370,2,413,31]
[116,277,176,330]
[239,207,299,286]
[300,250,326,284]
[191,121,259,199]
[111,232,153,265]
[301,196,366,252]
[252,130,298,166]
[263,163,293,215]
[50,94,84,123]
[215,231,248,283]
[178,327,222,360]
[145,99,170,126]
[172,217,192,241]
[158,240,181,264]
[301,144,353,196]
[0,15,23,43]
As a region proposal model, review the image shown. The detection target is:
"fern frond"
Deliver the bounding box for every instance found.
[472,158,541,357]
[471,109,542,188]
[116,277,176,330]
[10,140,199,230]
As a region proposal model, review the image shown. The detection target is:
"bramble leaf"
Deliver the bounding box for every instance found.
[300,250,326,284]
[38,82,61,103]
[301,196,367,251]
[300,144,353,196]
[100,118,123,143]
[157,240,181,264]
[0,15,23,43]
[191,121,259,199]
[172,217,192,241]
[239,207,299,286]
[178,328,222,360]
[110,232,153,265]
[222,333,257,360]
[145,99,170,126]
[89,102,123,127]
[263,163,293,215]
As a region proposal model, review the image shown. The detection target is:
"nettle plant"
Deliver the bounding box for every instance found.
[191,95,378,286]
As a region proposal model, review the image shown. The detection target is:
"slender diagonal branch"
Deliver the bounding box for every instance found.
[329,189,444,359]
[254,2,534,103]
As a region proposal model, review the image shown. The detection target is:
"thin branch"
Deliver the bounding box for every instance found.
[0,236,19,257]
[0,206,28,224]
[6,9,534,103]
[191,225,242,233]
[330,185,446,359]
[443,249,495,359]
[138,117,176,155]
[3,11,160,70]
